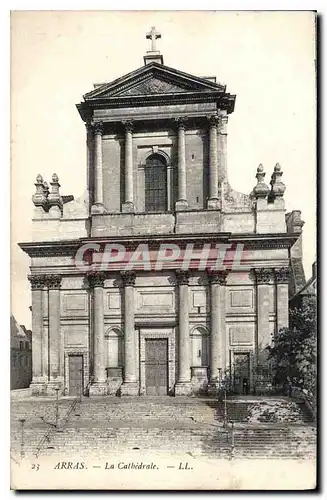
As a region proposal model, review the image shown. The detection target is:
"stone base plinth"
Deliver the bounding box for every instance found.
[89,382,108,397]
[120,382,139,396]
[191,367,208,395]
[207,382,219,396]
[207,198,221,210]
[46,380,65,396]
[91,203,106,215]
[175,200,188,211]
[174,382,192,396]
[30,382,47,396]
[121,201,134,213]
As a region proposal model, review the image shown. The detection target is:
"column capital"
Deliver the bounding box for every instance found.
[207,114,219,128]
[174,117,188,130]
[208,270,229,285]
[218,113,228,133]
[87,271,107,288]
[93,121,104,135]
[28,274,47,290]
[175,270,189,285]
[44,274,62,289]
[275,267,290,284]
[122,120,134,133]
[254,268,274,284]
[121,270,136,287]
[85,121,93,133]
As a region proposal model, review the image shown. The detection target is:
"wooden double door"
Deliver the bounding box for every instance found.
[145,339,168,396]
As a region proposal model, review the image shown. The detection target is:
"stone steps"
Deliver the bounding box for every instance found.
[10,397,316,461]
[213,399,314,424]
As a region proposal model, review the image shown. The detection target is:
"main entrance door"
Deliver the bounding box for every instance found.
[233,352,250,395]
[145,339,168,395]
[68,355,83,397]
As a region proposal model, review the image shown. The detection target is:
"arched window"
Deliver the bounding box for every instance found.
[144,153,167,212]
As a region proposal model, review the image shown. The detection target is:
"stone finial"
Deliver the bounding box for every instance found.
[48,172,63,212]
[32,174,48,210]
[252,164,269,198]
[52,173,59,183]
[48,174,63,219]
[270,163,286,198]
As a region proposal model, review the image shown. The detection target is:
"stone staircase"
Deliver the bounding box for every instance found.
[10,396,316,461]
[213,396,314,424]
[233,426,316,459]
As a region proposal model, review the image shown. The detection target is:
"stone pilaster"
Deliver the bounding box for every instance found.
[120,271,138,395]
[275,267,290,332]
[45,274,63,394]
[88,272,108,396]
[207,270,228,394]
[28,275,47,395]
[175,270,192,395]
[207,115,220,210]
[217,111,228,184]
[122,121,135,213]
[254,268,274,364]
[86,121,94,209]
[175,118,188,211]
[91,122,105,214]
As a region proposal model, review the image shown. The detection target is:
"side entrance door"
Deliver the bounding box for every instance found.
[68,355,83,397]
[145,339,168,396]
[233,352,250,395]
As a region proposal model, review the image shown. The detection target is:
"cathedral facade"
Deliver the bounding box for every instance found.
[20,29,305,397]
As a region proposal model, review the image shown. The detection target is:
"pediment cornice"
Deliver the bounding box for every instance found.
[83,63,227,100]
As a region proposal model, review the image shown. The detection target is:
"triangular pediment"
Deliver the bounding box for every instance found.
[115,76,194,96]
[84,62,226,100]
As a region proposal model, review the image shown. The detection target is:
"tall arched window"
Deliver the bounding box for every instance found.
[144,153,167,212]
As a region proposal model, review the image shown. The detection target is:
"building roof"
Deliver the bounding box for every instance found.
[76,61,236,122]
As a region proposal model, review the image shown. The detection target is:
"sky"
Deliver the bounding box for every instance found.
[11,11,316,329]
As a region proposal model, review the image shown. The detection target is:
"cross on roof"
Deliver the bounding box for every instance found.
[146,26,161,52]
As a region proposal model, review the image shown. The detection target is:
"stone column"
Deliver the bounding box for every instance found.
[175,270,192,395]
[28,275,46,395]
[208,271,228,394]
[175,118,188,211]
[46,275,63,394]
[275,267,290,332]
[86,121,94,209]
[207,115,220,210]
[120,271,138,395]
[88,272,108,396]
[217,111,228,185]
[122,121,135,213]
[254,268,273,365]
[91,122,105,214]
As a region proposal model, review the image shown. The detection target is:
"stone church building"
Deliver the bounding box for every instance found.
[20,28,305,397]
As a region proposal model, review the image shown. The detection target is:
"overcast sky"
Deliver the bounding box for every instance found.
[11,11,316,328]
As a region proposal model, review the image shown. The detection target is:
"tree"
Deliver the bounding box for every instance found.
[267,296,316,396]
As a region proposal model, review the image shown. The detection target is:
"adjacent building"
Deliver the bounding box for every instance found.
[10,315,32,390]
